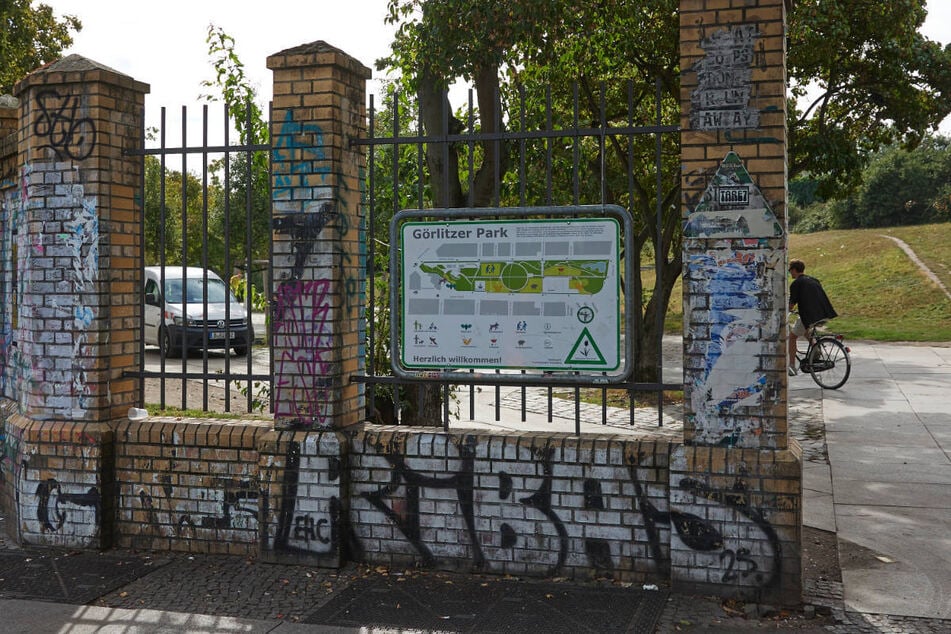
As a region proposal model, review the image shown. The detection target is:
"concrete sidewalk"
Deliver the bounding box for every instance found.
[792,339,951,622]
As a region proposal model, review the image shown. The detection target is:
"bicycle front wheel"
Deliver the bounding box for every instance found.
[808,338,851,389]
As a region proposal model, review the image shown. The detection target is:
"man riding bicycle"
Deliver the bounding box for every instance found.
[788,259,838,376]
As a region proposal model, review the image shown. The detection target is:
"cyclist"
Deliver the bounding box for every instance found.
[788,259,838,375]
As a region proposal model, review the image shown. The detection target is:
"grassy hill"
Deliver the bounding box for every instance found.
[664,222,951,342]
[789,224,951,341]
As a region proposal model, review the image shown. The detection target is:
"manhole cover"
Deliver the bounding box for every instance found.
[0,549,165,605]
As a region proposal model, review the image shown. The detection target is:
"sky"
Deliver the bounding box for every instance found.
[38,0,951,143]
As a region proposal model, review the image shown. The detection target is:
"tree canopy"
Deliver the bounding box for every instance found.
[371,0,951,421]
[383,0,951,203]
[0,0,81,94]
[789,0,951,198]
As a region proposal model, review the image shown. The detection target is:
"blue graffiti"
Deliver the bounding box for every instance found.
[271,110,330,200]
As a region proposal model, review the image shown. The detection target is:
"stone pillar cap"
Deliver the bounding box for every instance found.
[267,40,371,79]
[14,53,150,96]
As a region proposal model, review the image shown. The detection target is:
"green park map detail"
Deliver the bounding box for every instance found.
[400,217,621,372]
[419,260,609,295]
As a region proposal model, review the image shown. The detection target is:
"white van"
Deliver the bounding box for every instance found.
[143,266,253,357]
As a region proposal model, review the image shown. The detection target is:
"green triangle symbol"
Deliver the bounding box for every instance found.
[565,328,606,365]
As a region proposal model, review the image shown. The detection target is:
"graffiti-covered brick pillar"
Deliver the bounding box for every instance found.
[260,42,368,565]
[1,55,148,547]
[676,0,801,603]
[267,42,369,431]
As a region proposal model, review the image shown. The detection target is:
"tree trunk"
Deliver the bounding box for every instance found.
[405,63,508,426]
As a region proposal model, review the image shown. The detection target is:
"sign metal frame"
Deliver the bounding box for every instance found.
[389,205,634,385]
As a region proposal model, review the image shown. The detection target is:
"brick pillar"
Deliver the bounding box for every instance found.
[267,42,369,430]
[675,1,801,604]
[1,55,148,547]
[259,42,368,565]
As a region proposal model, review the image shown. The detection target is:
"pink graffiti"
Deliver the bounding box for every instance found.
[272,279,333,425]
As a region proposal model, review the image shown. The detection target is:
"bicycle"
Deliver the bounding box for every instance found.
[791,313,852,389]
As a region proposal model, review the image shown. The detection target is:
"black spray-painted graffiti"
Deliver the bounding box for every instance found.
[689,24,765,131]
[138,475,257,537]
[273,201,336,282]
[355,440,782,587]
[33,90,97,161]
[497,447,569,575]
[629,455,781,587]
[361,435,483,568]
[359,440,594,577]
[35,478,100,533]
[266,439,342,555]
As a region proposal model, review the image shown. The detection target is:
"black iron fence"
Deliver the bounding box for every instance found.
[355,79,684,432]
[132,80,684,430]
[130,103,272,414]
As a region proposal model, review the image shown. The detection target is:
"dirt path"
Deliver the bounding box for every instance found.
[881,234,951,301]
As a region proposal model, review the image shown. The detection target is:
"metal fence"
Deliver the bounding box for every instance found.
[356,80,684,433]
[131,103,272,415]
[132,80,684,431]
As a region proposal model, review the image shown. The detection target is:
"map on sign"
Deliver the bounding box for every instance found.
[400,218,620,372]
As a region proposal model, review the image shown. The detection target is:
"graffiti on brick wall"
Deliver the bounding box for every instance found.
[630,456,781,588]
[261,438,342,556]
[34,477,101,534]
[271,109,329,200]
[351,436,626,576]
[0,421,19,491]
[61,181,99,417]
[676,475,782,587]
[5,165,99,418]
[0,187,15,395]
[8,166,34,410]
[360,435,486,568]
[272,279,334,424]
[33,90,97,161]
[349,435,784,588]
[684,151,783,239]
[688,24,764,131]
[273,200,337,282]
[684,247,784,447]
[135,474,258,539]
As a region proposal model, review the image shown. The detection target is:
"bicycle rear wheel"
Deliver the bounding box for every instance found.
[808,338,851,389]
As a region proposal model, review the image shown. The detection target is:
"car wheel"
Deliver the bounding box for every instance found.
[233,344,249,356]
[160,326,180,359]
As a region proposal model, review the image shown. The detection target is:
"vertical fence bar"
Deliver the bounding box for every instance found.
[222,103,232,411]
[158,107,168,410]
[655,78,665,427]
[367,94,377,421]
[179,105,189,410]
[626,81,637,427]
[200,104,210,412]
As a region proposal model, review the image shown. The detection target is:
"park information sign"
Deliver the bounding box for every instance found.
[399,218,621,372]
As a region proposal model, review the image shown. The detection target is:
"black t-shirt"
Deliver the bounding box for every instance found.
[790,274,837,328]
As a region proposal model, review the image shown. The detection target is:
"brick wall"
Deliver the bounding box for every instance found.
[676,0,800,604]
[2,414,112,548]
[114,417,270,555]
[267,43,369,430]
[340,427,674,581]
